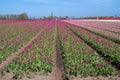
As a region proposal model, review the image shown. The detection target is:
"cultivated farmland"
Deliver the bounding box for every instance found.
[0,20,120,80]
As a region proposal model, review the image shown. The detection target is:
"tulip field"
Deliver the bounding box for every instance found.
[0,20,120,80]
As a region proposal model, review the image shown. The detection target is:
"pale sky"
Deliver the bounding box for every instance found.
[0,0,120,17]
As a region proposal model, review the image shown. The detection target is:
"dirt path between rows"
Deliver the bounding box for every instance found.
[49,26,67,80]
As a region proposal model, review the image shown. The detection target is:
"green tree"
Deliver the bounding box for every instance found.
[18,13,28,20]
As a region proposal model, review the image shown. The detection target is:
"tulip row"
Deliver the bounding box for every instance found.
[64,20,120,32]
[0,21,31,39]
[64,20,120,40]
[57,21,116,78]
[0,20,48,63]
[4,20,56,78]
[64,21,120,68]
[0,20,44,41]
[81,27,120,42]
[66,23,120,44]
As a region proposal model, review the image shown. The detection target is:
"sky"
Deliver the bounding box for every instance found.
[0,0,120,17]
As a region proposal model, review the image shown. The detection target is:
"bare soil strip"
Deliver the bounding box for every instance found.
[50,26,67,80]
[0,27,47,74]
[72,76,120,80]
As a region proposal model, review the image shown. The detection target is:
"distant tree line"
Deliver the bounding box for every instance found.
[1,13,119,20]
[0,13,28,20]
[42,16,69,20]
[79,15,120,20]
[0,13,70,20]
[0,12,71,20]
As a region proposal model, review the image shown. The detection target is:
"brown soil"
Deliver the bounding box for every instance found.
[1,73,120,80]
[49,26,66,80]
[72,76,120,80]
[0,72,49,80]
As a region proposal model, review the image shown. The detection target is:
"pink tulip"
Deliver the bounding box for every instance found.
[100,64,105,67]
[19,60,23,65]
